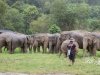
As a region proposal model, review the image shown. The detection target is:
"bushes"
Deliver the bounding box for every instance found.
[49,24,61,34]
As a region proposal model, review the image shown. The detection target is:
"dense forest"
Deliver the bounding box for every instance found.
[0,0,100,34]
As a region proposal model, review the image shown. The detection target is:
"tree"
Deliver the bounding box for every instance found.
[22,4,39,34]
[6,0,17,6]
[68,0,87,3]
[74,3,90,29]
[50,0,90,30]
[30,14,50,33]
[0,0,7,29]
[89,6,100,19]
[50,0,70,30]
[87,0,100,5]
[89,20,100,31]
[49,24,61,34]
[12,1,25,13]
[0,0,7,19]
[2,8,25,32]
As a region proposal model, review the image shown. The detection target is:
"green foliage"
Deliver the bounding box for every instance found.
[89,20,100,31]
[2,8,24,32]
[12,1,25,12]
[0,0,7,19]
[49,24,61,34]
[50,0,90,30]
[87,0,100,5]
[68,0,87,3]
[30,14,50,33]
[50,0,69,30]
[89,6,100,19]
[23,4,39,34]
[0,0,100,33]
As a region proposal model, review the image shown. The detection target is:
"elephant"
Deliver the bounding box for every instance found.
[60,30,92,56]
[0,33,9,53]
[32,33,49,53]
[26,35,35,53]
[0,32,28,54]
[48,33,60,53]
[91,32,100,51]
[8,33,28,54]
[59,38,79,57]
[60,30,89,49]
[83,33,97,56]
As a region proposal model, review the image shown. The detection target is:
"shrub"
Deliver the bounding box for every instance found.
[49,24,61,33]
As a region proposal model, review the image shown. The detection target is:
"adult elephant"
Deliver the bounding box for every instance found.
[0,32,28,54]
[60,30,89,49]
[26,35,34,53]
[8,33,28,54]
[48,33,60,53]
[83,33,97,56]
[91,32,100,51]
[0,33,9,53]
[60,30,91,56]
[59,38,79,57]
[32,33,49,53]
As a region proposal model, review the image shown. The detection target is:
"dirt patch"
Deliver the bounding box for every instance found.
[0,72,74,75]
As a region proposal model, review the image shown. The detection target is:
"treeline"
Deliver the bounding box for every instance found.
[0,0,100,34]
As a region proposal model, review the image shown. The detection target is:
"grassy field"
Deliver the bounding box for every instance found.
[0,49,100,75]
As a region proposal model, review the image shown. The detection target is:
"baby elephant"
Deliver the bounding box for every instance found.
[59,38,79,64]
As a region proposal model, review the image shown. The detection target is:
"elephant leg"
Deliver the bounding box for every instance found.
[21,47,25,53]
[29,45,32,53]
[92,47,96,56]
[52,45,55,54]
[83,48,87,57]
[33,46,36,53]
[21,46,27,53]
[37,45,40,52]
[41,45,43,53]
[88,46,93,56]
[54,45,57,53]
[23,47,27,53]
[56,38,61,53]
[21,39,28,53]
[57,44,61,54]
[9,47,14,54]
[11,48,15,54]
[59,49,62,57]
[49,42,52,53]
[63,52,67,58]
[7,42,13,54]
[83,38,88,57]
[44,43,48,53]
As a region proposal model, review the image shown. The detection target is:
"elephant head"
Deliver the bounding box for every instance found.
[26,35,35,53]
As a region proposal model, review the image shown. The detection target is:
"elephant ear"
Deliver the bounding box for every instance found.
[26,35,31,42]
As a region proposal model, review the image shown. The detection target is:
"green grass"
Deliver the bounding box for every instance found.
[0,49,100,75]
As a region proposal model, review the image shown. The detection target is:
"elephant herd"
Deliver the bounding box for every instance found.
[0,30,100,57]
